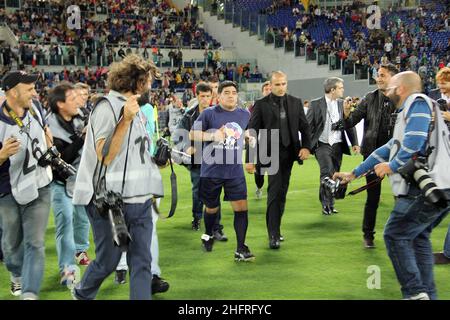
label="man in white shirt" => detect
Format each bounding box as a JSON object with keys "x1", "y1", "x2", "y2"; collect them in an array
[{"x1": 306, "y1": 77, "x2": 359, "y2": 215}]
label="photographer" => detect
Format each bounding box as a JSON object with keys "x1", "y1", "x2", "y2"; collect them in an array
[
  {"x1": 0, "y1": 71, "x2": 54, "y2": 300},
  {"x1": 428, "y1": 67, "x2": 450, "y2": 127},
  {"x1": 46, "y1": 82, "x2": 89, "y2": 284},
  {"x1": 72, "y1": 54, "x2": 164, "y2": 300},
  {"x1": 114, "y1": 91, "x2": 170, "y2": 294},
  {"x1": 343, "y1": 63, "x2": 398, "y2": 248},
  {"x1": 429, "y1": 67, "x2": 450, "y2": 263},
  {"x1": 167, "y1": 94, "x2": 185, "y2": 137},
  {"x1": 74, "y1": 82, "x2": 93, "y2": 113},
  {"x1": 306, "y1": 77, "x2": 358, "y2": 215},
  {"x1": 334, "y1": 71, "x2": 450, "y2": 300},
  {"x1": 72, "y1": 82, "x2": 93, "y2": 266}
]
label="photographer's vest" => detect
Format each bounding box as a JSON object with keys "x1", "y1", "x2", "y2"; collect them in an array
[
  {"x1": 389, "y1": 94, "x2": 450, "y2": 196},
  {"x1": 73, "y1": 92, "x2": 164, "y2": 205},
  {"x1": 46, "y1": 113, "x2": 84, "y2": 197},
  {"x1": 0, "y1": 102, "x2": 52, "y2": 205}
]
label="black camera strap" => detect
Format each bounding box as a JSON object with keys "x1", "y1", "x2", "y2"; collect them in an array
[
  {"x1": 139, "y1": 114, "x2": 177, "y2": 219},
  {"x1": 152, "y1": 150, "x2": 177, "y2": 219},
  {"x1": 347, "y1": 170, "x2": 384, "y2": 196},
  {"x1": 95, "y1": 113, "x2": 133, "y2": 200}
]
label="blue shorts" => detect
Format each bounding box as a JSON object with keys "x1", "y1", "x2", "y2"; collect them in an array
[{"x1": 199, "y1": 177, "x2": 247, "y2": 208}]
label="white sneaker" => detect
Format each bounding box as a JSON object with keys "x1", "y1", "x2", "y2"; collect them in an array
[
  {"x1": 404, "y1": 292, "x2": 430, "y2": 300},
  {"x1": 255, "y1": 188, "x2": 263, "y2": 200}
]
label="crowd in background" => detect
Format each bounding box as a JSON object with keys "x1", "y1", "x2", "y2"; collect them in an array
[{"x1": 265, "y1": 1, "x2": 450, "y2": 92}]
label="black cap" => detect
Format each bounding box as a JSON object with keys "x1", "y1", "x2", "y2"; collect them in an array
[{"x1": 2, "y1": 71, "x2": 39, "y2": 92}]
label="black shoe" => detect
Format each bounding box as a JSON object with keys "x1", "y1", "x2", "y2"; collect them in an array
[
  {"x1": 213, "y1": 229, "x2": 228, "y2": 242},
  {"x1": 10, "y1": 281, "x2": 22, "y2": 297},
  {"x1": 269, "y1": 236, "x2": 280, "y2": 249},
  {"x1": 201, "y1": 234, "x2": 214, "y2": 252},
  {"x1": 152, "y1": 275, "x2": 170, "y2": 294},
  {"x1": 235, "y1": 244, "x2": 255, "y2": 262},
  {"x1": 191, "y1": 218, "x2": 200, "y2": 231},
  {"x1": 115, "y1": 270, "x2": 127, "y2": 284},
  {"x1": 330, "y1": 207, "x2": 338, "y2": 214},
  {"x1": 322, "y1": 206, "x2": 331, "y2": 215},
  {"x1": 364, "y1": 238, "x2": 376, "y2": 249},
  {"x1": 434, "y1": 252, "x2": 450, "y2": 264}
]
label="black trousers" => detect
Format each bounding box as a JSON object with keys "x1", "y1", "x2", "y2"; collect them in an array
[
  {"x1": 362, "y1": 156, "x2": 382, "y2": 240},
  {"x1": 254, "y1": 163, "x2": 265, "y2": 189},
  {"x1": 266, "y1": 145, "x2": 294, "y2": 239},
  {"x1": 315, "y1": 142, "x2": 343, "y2": 208}
]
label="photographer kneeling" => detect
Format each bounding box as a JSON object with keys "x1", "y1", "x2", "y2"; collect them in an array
[
  {"x1": 334, "y1": 71, "x2": 450, "y2": 300},
  {"x1": 72, "y1": 54, "x2": 164, "y2": 300},
  {"x1": 46, "y1": 82, "x2": 88, "y2": 285}
]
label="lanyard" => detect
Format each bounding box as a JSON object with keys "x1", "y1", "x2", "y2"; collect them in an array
[
  {"x1": 3, "y1": 101, "x2": 52, "y2": 146},
  {"x1": 4, "y1": 102, "x2": 36, "y2": 129}
]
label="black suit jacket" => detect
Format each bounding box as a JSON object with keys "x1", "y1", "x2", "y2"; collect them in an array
[
  {"x1": 248, "y1": 94, "x2": 312, "y2": 164},
  {"x1": 306, "y1": 96, "x2": 358, "y2": 155}
]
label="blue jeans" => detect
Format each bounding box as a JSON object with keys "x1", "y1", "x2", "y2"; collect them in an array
[
  {"x1": 0, "y1": 185, "x2": 51, "y2": 299},
  {"x1": 190, "y1": 167, "x2": 222, "y2": 231},
  {"x1": 383, "y1": 187, "x2": 450, "y2": 300},
  {"x1": 73, "y1": 205, "x2": 90, "y2": 253},
  {"x1": 50, "y1": 182, "x2": 76, "y2": 272},
  {"x1": 116, "y1": 200, "x2": 161, "y2": 276},
  {"x1": 0, "y1": 216, "x2": 3, "y2": 259},
  {"x1": 443, "y1": 224, "x2": 450, "y2": 258},
  {"x1": 74, "y1": 199, "x2": 153, "y2": 300}
]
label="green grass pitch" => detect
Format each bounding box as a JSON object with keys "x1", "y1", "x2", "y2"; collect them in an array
[{"x1": 1, "y1": 155, "x2": 449, "y2": 300}]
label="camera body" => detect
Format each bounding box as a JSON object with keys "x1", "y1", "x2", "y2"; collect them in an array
[
  {"x1": 436, "y1": 98, "x2": 448, "y2": 112},
  {"x1": 321, "y1": 177, "x2": 347, "y2": 199},
  {"x1": 37, "y1": 146, "x2": 77, "y2": 179},
  {"x1": 331, "y1": 119, "x2": 345, "y2": 131},
  {"x1": 153, "y1": 138, "x2": 191, "y2": 166},
  {"x1": 153, "y1": 138, "x2": 172, "y2": 166},
  {"x1": 93, "y1": 190, "x2": 131, "y2": 251},
  {"x1": 398, "y1": 154, "x2": 448, "y2": 208}
]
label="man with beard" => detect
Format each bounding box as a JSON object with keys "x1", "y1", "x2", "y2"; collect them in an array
[
  {"x1": 334, "y1": 71, "x2": 450, "y2": 300},
  {"x1": 343, "y1": 63, "x2": 398, "y2": 248}
]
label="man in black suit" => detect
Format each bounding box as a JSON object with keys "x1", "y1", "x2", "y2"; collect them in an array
[
  {"x1": 307, "y1": 77, "x2": 359, "y2": 215},
  {"x1": 247, "y1": 71, "x2": 311, "y2": 250}
]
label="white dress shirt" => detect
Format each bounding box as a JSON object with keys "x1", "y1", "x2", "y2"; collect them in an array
[{"x1": 319, "y1": 96, "x2": 342, "y2": 146}]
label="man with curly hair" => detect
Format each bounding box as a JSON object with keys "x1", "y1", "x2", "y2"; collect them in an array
[{"x1": 72, "y1": 54, "x2": 164, "y2": 300}]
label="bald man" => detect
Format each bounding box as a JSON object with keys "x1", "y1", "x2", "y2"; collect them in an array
[
  {"x1": 247, "y1": 71, "x2": 311, "y2": 249},
  {"x1": 334, "y1": 71, "x2": 450, "y2": 300}
]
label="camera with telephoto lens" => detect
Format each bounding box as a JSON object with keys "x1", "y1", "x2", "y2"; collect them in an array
[
  {"x1": 321, "y1": 177, "x2": 347, "y2": 199},
  {"x1": 331, "y1": 119, "x2": 345, "y2": 131},
  {"x1": 93, "y1": 190, "x2": 131, "y2": 251},
  {"x1": 37, "y1": 146, "x2": 77, "y2": 179},
  {"x1": 153, "y1": 138, "x2": 191, "y2": 166},
  {"x1": 397, "y1": 154, "x2": 449, "y2": 208}
]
